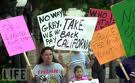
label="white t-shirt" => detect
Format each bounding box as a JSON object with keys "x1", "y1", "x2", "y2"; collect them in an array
[
  {"x1": 33, "y1": 62, "x2": 64, "y2": 83},
  {"x1": 69, "y1": 52, "x2": 90, "y2": 79}
]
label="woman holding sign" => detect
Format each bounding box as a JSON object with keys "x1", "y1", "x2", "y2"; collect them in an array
[{"x1": 33, "y1": 47, "x2": 69, "y2": 83}]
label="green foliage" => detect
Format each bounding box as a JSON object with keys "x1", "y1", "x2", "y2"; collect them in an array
[
  {"x1": 33, "y1": 0, "x2": 114, "y2": 13},
  {"x1": 41, "y1": 0, "x2": 67, "y2": 12}
]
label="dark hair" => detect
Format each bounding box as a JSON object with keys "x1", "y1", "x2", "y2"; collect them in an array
[
  {"x1": 40, "y1": 47, "x2": 53, "y2": 55},
  {"x1": 37, "y1": 47, "x2": 58, "y2": 64},
  {"x1": 74, "y1": 65, "x2": 83, "y2": 73}
]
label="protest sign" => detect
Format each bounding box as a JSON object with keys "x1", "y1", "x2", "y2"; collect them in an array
[
  {"x1": 69, "y1": 79, "x2": 99, "y2": 83},
  {"x1": 112, "y1": 1, "x2": 135, "y2": 56},
  {"x1": 37, "y1": 8, "x2": 64, "y2": 47},
  {"x1": 0, "y1": 15, "x2": 35, "y2": 56},
  {"x1": 91, "y1": 24, "x2": 125, "y2": 64},
  {"x1": 55, "y1": 16, "x2": 98, "y2": 52},
  {"x1": 88, "y1": 8, "x2": 115, "y2": 31},
  {"x1": 125, "y1": 0, "x2": 134, "y2": 3}
]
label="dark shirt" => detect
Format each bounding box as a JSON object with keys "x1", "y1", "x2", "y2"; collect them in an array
[
  {"x1": 92, "y1": 58, "x2": 105, "y2": 72},
  {"x1": 116, "y1": 56, "x2": 135, "y2": 83}
]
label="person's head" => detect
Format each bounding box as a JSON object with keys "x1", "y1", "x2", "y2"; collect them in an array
[
  {"x1": 74, "y1": 65, "x2": 83, "y2": 78},
  {"x1": 38, "y1": 47, "x2": 54, "y2": 65}
]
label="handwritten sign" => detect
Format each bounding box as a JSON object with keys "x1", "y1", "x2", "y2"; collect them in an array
[
  {"x1": 91, "y1": 24, "x2": 125, "y2": 64},
  {"x1": 112, "y1": 1, "x2": 135, "y2": 57},
  {"x1": 88, "y1": 8, "x2": 115, "y2": 31},
  {"x1": 0, "y1": 15, "x2": 36, "y2": 56},
  {"x1": 37, "y1": 8, "x2": 64, "y2": 47},
  {"x1": 55, "y1": 16, "x2": 98, "y2": 52},
  {"x1": 69, "y1": 79, "x2": 99, "y2": 83}
]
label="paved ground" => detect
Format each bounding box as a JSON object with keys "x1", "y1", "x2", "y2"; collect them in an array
[
  {"x1": 86, "y1": 67, "x2": 120, "y2": 83},
  {"x1": 105, "y1": 79, "x2": 119, "y2": 83}
]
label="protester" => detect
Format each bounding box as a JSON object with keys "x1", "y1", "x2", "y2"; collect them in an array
[
  {"x1": 69, "y1": 51, "x2": 91, "y2": 77},
  {"x1": 33, "y1": 47, "x2": 69, "y2": 83},
  {"x1": 116, "y1": 56, "x2": 135, "y2": 83},
  {"x1": 59, "y1": 51, "x2": 91, "y2": 80},
  {"x1": 89, "y1": 50, "x2": 106, "y2": 83},
  {"x1": 70, "y1": 65, "x2": 91, "y2": 81}
]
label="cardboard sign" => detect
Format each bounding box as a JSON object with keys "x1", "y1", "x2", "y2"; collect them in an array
[
  {"x1": 91, "y1": 24, "x2": 125, "y2": 64},
  {"x1": 69, "y1": 79, "x2": 99, "y2": 83},
  {"x1": 37, "y1": 8, "x2": 64, "y2": 47},
  {"x1": 112, "y1": 1, "x2": 135, "y2": 57},
  {"x1": 88, "y1": 8, "x2": 115, "y2": 31},
  {"x1": 0, "y1": 15, "x2": 36, "y2": 56},
  {"x1": 55, "y1": 16, "x2": 98, "y2": 52}
]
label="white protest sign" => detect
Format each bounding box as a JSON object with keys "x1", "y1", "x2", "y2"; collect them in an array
[
  {"x1": 69, "y1": 79, "x2": 99, "y2": 83},
  {"x1": 55, "y1": 16, "x2": 98, "y2": 51},
  {"x1": 37, "y1": 8, "x2": 64, "y2": 47},
  {"x1": 80, "y1": 17, "x2": 98, "y2": 42}
]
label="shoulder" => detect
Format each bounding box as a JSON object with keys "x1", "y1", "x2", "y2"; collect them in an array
[
  {"x1": 123, "y1": 57, "x2": 135, "y2": 63},
  {"x1": 53, "y1": 62, "x2": 62, "y2": 65},
  {"x1": 53, "y1": 63, "x2": 63, "y2": 68},
  {"x1": 80, "y1": 52, "x2": 88, "y2": 57},
  {"x1": 33, "y1": 64, "x2": 41, "y2": 69},
  {"x1": 33, "y1": 64, "x2": 42, "y2": 75},
  {"x1": 53, "y1": 63, "x2": 64, "y2": 74},
  {"x1": 33, "y1": 64, "x2": 43, "y2": 71}
]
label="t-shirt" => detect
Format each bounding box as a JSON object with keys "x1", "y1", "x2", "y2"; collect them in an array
[
  {"x1": 33, "y1": 62, "x2": 64, "y2": 83},
  {"x1": 69, "y1": 52, "x2": 90, "y2": 78}
]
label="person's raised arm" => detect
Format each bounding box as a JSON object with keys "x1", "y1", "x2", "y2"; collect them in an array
[{"x1": 58, "y1": 50, "x2": 66, "y2": 67}]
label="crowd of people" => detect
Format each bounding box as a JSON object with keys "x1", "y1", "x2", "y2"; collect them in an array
[
  {"x1": 32, "y1": 46, "x2": 105, "y2": 83},
  {"x1": 32, "y1": 46, "x2": 135, "y2": 83}
]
